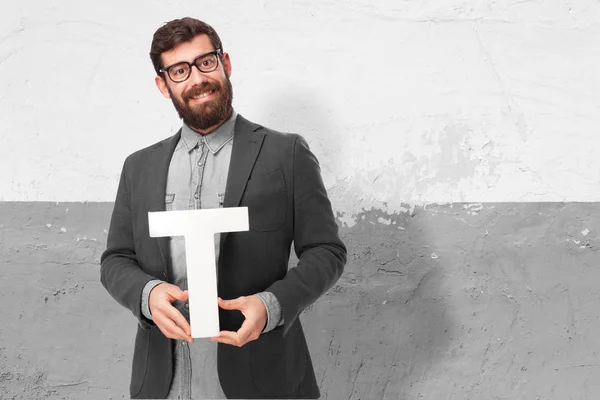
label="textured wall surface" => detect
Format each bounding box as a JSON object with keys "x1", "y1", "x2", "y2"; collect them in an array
[
  {"x1": 1, "y1": 202, "x2": 599, "y2": 399},
  {"x1": 2, "y1": 1, "x2": 600, "y2": 399}
]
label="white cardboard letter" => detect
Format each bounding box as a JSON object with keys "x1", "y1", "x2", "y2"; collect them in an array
[{"x1": 148, "y1": 207, "x2": 249, "y2": 338}]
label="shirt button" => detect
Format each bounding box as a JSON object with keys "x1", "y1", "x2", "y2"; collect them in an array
[
  {"x1": 181, "y1": 341, "x2": 186, "y2": 346},
  {"x1": 194, "y1": 193, "x2": 199, "y2": 199}
]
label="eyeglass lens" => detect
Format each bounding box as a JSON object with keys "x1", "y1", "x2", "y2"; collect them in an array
[{"x1": 168, "y1": 53, "x2": 219, "y2": 82}]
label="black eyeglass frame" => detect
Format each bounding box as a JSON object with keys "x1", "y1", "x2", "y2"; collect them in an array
[{"x1": 159, "y1": 48, "x2": 223, "y2": 82}]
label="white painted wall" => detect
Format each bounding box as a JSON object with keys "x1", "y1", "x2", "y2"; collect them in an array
[{"x1": 1, "y1": 0, "x2": 599, "y2": 213}]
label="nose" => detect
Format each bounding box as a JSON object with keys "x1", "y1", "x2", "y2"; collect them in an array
[{"x1": 187, "y1": 64, "x2": 208, "y2": 85}]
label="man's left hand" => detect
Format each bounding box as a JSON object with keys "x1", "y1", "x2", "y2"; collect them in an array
[{"x1": 210, "y1": 295, "x2": 268, "y2": 347}]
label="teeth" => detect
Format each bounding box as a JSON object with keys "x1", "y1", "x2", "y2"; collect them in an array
[{"x1": 192, "y1": 89, "x2": 215, "y2": 100}]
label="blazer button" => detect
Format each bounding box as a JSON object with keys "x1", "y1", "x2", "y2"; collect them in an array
[{"x1": 184, "y1": 302, "x2": 189, "y2": 309}]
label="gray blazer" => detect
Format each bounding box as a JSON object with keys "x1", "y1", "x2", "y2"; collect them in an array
[{"x1": 100, "y1": 115, "x2": 347, "y2": 399}]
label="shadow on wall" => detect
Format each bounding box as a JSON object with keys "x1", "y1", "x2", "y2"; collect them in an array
[
  {"x1": 252, "y1": 89, "x2": 343, "y2": 184},
  {"x1": 298, "y1": 208, "x2": 452, "y2": 399},
  {"x1": 269, "y1": 90, "x2": 452, "y2": 400}
]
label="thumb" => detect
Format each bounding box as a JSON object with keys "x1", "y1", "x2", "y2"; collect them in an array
[
  {"x1": 218, "y1": 296, "x2": 245, "y2": 310},
  {"x1": 171, "y1": 289, "x2": 189, "y2": 301}
]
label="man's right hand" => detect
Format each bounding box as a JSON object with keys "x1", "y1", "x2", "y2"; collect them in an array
[{"x1": 149, "y1": 283, "x2": 194, "y2": 343}]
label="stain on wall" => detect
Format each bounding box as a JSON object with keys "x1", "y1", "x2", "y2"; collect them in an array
[{"x1": 2, "y1": 202, "x2": 599, "y2": 399}]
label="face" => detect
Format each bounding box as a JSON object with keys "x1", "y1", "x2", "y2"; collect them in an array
[{"x1": 155, "y1": 35, "x2": 233, "y2": 133}]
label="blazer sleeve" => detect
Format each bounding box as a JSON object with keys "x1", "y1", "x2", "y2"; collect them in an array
[
  {"x1": 100, "y1": 157, "x2": 156, "y2": 330},
  {"x1": 266, "y1": 134, "x2": 347, "y2": 336}
]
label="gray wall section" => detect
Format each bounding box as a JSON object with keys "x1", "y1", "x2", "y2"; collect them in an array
[{"x1": 1, "y1": 202, "x2": 599, "y2": 399}]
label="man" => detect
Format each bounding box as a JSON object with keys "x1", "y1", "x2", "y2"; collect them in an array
[{"x1": 100, "y1": 17, "x2": 346, "y2": 399}]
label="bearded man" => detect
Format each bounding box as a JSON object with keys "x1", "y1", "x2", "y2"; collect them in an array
[{"x1": 100, "y1": 17, "x2": 346, "y2": 399}]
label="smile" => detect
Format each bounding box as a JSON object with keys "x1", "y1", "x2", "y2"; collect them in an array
[{"x1": 190, "y1": 89, "x2": 216, "y2": 101}]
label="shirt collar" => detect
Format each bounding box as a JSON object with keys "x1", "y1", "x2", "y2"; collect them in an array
[{"x1": 180, "y1": 109, "x2": 238, "y2": 155}]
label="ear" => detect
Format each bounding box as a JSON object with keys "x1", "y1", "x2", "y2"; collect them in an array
[
  {"x1": 155, "y1": 74, "x2": 171, "y2": 99},
  {"x1": 221, "y1": 52, "x2": 232, "y2": 78}
]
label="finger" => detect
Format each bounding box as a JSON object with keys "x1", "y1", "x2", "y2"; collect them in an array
[
  {"x1": 216, "y1": 330, "x2": 238, "y2": 341},
  {"x1": 210, "y1": 336, "x2": 237, "y2": 346},
  {"x1": 210, "y1": 331, "x2": 240, "y2": 346},
  {"x1": 235, "y1": 319, "x2": 255, "y2": 345},
  {"x1": 154, "y1": 305, "x2": 192, "y2": 340},
  {"x1": 218, "y1": 296, "x2": 245, "y2": 311},
  {"x1": 169, "y1": 288, "x2": 189, "y2": 302},
  {"x1": 215, "y1": 324, "x2": 257, "y2": 347},
  {"x1": 165, "y1": 307, "x2": 192, "y2": 337},
  {"x1": 165, "y1": 320, "x2": 193, "y2": 342},
  {"x1": 155, "y1": 313, "x2": 191, "y2": 341},
  {"x1": 210, "y1": 336, "x2": 238, "y2": 346}
]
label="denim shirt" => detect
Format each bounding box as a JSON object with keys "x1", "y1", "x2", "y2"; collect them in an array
[{"x1": 140, "y1": 110, "x2": 283, "y2": 397}]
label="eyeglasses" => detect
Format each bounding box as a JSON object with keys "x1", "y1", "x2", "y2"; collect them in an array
[{"x1": 159, "y1": 49, "x2": 222, "y2": 83}]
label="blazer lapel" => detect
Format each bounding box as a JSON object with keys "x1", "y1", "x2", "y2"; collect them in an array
[
  {"x1": 148, "y1": 130, "x2": 181, "y2": 274},
  {"x1": 220, "y1": 114, "x2": 265, "y2": 248}
]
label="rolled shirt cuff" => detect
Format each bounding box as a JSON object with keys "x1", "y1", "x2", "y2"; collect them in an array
[
  {"x1": 141, "y1": 279, "x2": 165, "y2": 320},
  {"x1": 255, "y1": 291, "x2": 284, "y2": 333}
]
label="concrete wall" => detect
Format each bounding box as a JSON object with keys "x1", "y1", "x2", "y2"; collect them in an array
[{"x1": 1, "y1": 1, "x2": 600, "y2": 399}]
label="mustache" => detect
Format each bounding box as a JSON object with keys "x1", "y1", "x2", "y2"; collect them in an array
[{"x1": 183, "y1": 82, "x2": 221, "y2": 102}]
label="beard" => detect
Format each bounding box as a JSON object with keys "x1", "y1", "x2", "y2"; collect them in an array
[{"x1": 168, "y1": 75, "x2": 233, "y2": 132}]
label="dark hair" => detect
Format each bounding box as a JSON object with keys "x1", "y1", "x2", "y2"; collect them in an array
[{"x1": 149, "y1": 17, "x2": 223, "y2": 75}]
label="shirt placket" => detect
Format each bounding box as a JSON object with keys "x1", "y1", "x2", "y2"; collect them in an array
[
  {"x1": 191, "y1": 138, "x2": 209, "y2": 210},
  {"x1": 171, "y1": 296, "x2": 192, "y2": 399},
  {"x1": 188, "y1": 142, "x2": 200, "y2": 210}
]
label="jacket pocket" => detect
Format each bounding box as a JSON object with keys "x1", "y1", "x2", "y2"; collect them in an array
[
  {"x1": 242, "y1": 169, "x2": 287, "y2": 232},
  {"x1": 129, "y1": 326, "x2": 150, "y2": 397},
  {"x1": 248, "y1": 323, "x2": 307, "y2": 397}
]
